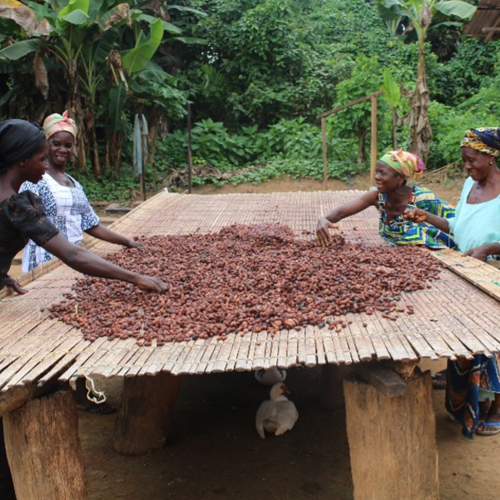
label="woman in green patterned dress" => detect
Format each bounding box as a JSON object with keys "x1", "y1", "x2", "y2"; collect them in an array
[{"x1": 316, "y1": 150, "x2": 456, "y2": 249}]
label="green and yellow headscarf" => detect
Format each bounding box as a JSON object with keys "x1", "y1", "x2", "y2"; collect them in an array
[{"x1": 379, "y1": 150, "x2": 425, "y2": 181}]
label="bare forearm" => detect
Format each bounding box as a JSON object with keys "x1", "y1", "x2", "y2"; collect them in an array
[
  {"x1": 86, "y1": 224, "x2": 131, "y2": 246},
  {"x1": 59, "y1": 246, "x2": 139, "y2": 284},
  {"x1": 422, "y1": 213, "x2": 450, "y2": 233},
  {"x1": 42, "y1": 234, "x2": 167, "y2": 292},
  {"x1": 324, "y1": 208, "x2": 344, "y2": 224}
]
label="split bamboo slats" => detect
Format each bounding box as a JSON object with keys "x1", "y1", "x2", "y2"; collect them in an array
[{"x1": 0, "y1": 190, "x2": 500, "y2": 393}]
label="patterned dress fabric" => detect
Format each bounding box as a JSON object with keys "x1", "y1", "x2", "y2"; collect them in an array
[
  {"x1": 0, "y1": 191, "x2": 59, "y2": 287},
  {"x1": 20, "y1": 173, "x2": 99, "y2": 272},
  {"x1": 446, "y1": 355, "x2": 500, "y2": 438},
  {"x1": 377, "y1": 186, "x2": 457, "y2": 249}
]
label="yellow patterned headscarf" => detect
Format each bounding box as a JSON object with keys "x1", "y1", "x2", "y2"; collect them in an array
[
  {"x1": 461, "y1": 128, "x2": 500, "y2": 158},
  {"x1": 379, "y1": 150, "x2": 425, "y2": 180},
  {"x1": 43, "y1": 110, "x2": 78, "y2": 140}
]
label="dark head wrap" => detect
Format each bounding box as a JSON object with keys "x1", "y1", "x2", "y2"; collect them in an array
[
  {"x1": 0, "y1": 119, "x2": 46, "y2": 174},
  {"x1": 460, "y1": 127, "x2": 500, "y2": 158}
]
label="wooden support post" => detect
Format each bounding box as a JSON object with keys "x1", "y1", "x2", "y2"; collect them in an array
[
  {"x1": 320, "y1": 363, "x2": 352, "y2": 408},
  {"x1": 344, "y1": 370, "x2": 438, "y2": 500},
  {"x1": 321, "y1": 117, "x2": 328, "y2": 184},
  {"x1": 370, "y1": 95, "x2": 378, "y2": 187},
  {"x1": 3, "y1": 390, "x2": 88, "y2": 500},
  {"x1": 187, "y1": 102, "x2": 193, "y2": 194},
  {"x1": 113, "y1": 372, "x2": 182, "y2": 455},
  {"x1": 0, "y1": 420, "x2": 15, "y2": 500}
]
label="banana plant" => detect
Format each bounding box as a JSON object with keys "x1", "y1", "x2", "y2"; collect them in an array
[
  {"x1": 0, "y1": 0, "x2": 200, "y2": 174},
  {"x1": 376, "y1": 0, "x2": 476, "y2": 162},
  {"x1": 382, "y1": 68, "x2": 401, "y2": 148}
]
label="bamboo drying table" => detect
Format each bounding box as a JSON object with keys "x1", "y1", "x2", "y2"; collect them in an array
[{"x1": 2, "y1": 190, "x2": 500, "y2": 500}]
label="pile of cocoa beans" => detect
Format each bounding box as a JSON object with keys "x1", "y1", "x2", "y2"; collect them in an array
[{"x1": 49, "y1": 224, "x2": 443, "y2": 345}]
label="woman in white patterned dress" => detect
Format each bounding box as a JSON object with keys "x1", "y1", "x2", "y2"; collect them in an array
[{"x1": 21, "y1": 111, "x2": 140, "y2": 273}]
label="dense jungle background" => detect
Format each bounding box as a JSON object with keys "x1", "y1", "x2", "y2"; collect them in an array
[{"x1": 0, "y1": 0, "x2": 497, "y2": 200}]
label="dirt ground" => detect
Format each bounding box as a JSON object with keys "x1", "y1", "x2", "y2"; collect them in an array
[
  {"x1": 73, "y1": 174, "x2": 499, "y2": 500},
  {"x1": 82, "y1": 359, "x2": 500, "y2": 500}
]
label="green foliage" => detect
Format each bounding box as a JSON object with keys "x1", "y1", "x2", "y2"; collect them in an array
[
  {"x1": 428, "y1": 38, "x2": 500, "y2": 105},
  {"x1": 382, "y1": 68, "x2": 401, "y2": 108},
  {"x1": 429, "y1": 75, "x2": 500, "y2": 168},
  {"x1": 1, "y1": 0, "x2": 497, "y2": 197},
  {"x1": 70, "y1": 167, "x2": 165, "y2": 201}
]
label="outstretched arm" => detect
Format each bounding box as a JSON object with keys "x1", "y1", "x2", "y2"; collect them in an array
[
  {"x1": 86, "y1": 224, "x2": 142, "y2": 248},
  {"x1": 316, "y1": 190, "x2": 377, "y2": 246},
  {"x1": 43, "y1": 234, "x2": 167, "y2": 292},
  {"x1": 403, "y1": 209, "x2": 450, "y2": 233}
]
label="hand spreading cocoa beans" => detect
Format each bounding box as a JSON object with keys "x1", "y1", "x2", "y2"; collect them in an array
[{"x1": 49, "y1": 224, "x2": 443, "y2": 345}]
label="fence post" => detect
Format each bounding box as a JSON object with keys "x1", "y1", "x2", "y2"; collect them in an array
[
  {"x1": 321, "y1": 117, "x2": 327, "y2": 183},
  {"x1": 370, "y1": 95, "x2": 378, "y2": 187}
]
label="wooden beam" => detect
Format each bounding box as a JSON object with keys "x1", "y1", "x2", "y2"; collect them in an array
[
  {"x1": 486, "y1": 11, "x2": 500, "y2": 42},
  {"x1": 355, "y1": 362, "x2": 408, "y2": 398},
  {"x1": 0, "y1": 379, "x2": 61, "y2": 418},
  {"x1": 370, "y1": 94, "x2": 378, "y2": 187},
  {"x1": 321, "y1": 117, "x2": 328, "y2": 183},
  {"x1": 316, "y1": 90, "x2": 383, "y2": 119}
]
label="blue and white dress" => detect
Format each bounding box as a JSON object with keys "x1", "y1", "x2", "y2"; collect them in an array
[{"x1": 20, "y1": 173, "x2": 99, "y2": 272}]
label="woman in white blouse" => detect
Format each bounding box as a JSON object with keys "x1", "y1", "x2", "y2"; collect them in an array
[{"x1": 21, "y1": 111, "x2": 140, "y2": 273}]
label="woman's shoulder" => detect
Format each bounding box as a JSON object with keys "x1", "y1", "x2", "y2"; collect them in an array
[
  {"x1": 66, "y1": 173, "x2": 84, "y2": 190},
  {"x1": 412, "y1": 185, "x2": 447, "y2": 203},
  {"x1": 1, "y1": 190, "x2": 43, "y2": 214}
]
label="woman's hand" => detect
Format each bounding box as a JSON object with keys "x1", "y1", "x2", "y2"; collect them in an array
[
  {"x1": 1, "y1": 275, "x2": 28, "y2": 295},
  {"x1": 125, "y1": 239, "x2": 143, "y2": 249},
  {"x1": 133, "y1": 275, "x2": 169, "y2": 293},
  {"x1": 403, "y1": 208, "x2": 427, "y2": 223},
  {"x1": 464, "y1": 244, "x2": 500, "y2": 262},
  {"x1": 316, "y1": 217, "x2": 337, "y2": 246}
]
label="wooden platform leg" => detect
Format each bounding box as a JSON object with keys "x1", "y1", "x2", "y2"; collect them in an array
[
  {"x1": 0, "y1": 419, "x2": 15, "y2": 500},
  {"x1": 3, "y1": 390, "x2": 88, "y2": 500},
  {"x1": 344, "y1": 370, "x2": 439, "y2": 500},
  {"x1": 113, "y1": 372, "x2": 182, "y2": 455},
  {"x1": 320, "y1": 363, "x2": 352, "y2": 408}
]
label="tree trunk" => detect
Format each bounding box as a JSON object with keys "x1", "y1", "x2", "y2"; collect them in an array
[
  {"x1": 91, "y1": 125, "x2": 102, "y2": 177},
  {"x1": 408, "y1": 31, "x2": 432, "y2": 162},
  {"x1": 357, "y1": 127, "x2": 367, "y2": 163},
  {"x1": 105, "y1": 135, "x2": 111, "y2": 171},
  {"x1": 392, "y1": 107, "x2": 398, "y2": 149},
  {"x1": 147, "y1": 105, "x2": 160, "y2": 169},
  {"x1": 113, "y1": 133, "x2": 123, "y2": 177}
]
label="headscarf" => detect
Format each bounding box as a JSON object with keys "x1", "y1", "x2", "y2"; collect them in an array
[
  {"x1": 43, "y1": 110, "x2": 78, "y2": 140},
  {"x1": 0, "y1": 119, "x2": 45, "y2": 174},
  {"x1": 379, "y1": 149, "x2": 425, "y2": 180},
  {"x1": 460, "y1": 127, "x2": 500, "y2": 158}
]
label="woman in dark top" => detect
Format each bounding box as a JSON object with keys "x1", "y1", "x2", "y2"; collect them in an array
[{"x1": 0, "y1": 118, "x2": 167, "y2": 295}]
